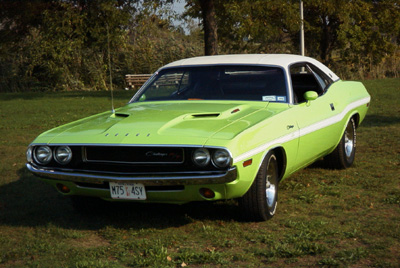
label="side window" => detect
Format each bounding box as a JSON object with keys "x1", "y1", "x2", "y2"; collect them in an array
[
  {"x1": 310, "y1": 69, "x2": 327, "y2": 89},
  {"x1": 290, "y1": 63, "x2": 323, "y2": 104},
  {"x1": 307, "y1": 64, "x2": 333, "y2": 92}
]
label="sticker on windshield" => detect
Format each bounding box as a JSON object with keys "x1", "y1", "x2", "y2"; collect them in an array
[
  {"x1": 263, "y1": 96, "x2": 276, "y2": 101},
  {"x1": 262, "y1": 96, "x2": 287, "y2": 102},
  {"x1": 277, "y1": 96, "x2": 286, "y2": 102}
]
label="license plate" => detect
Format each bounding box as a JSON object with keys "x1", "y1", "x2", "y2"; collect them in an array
[{"x1": 109, "y1": 182, "x2": 147, "y2": 200}]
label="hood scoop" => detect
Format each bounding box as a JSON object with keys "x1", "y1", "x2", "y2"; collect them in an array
[
  {"x1": 190, "y1": 113, "x2": 220, "y2": 119},
  {"x1": 113, "y1": 112, "x2": 130, "y2": 118}
]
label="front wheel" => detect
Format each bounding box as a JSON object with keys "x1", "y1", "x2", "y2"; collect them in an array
[
  {"x1": 324, "y1": 117, "x2": 357, "y2": 169},
  {"x1": 239, "y1": 152, "x2": 279, "y2": 221}
]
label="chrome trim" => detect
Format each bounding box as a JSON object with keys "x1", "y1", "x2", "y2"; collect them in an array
[
  {"x1": 26, "y1": 146, "x2": 33, "y2": 163},
  {"x1": 26, "y1": 163, "x2": 237, "y2": 186}
]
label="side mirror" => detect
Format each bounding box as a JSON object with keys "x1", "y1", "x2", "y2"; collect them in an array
[
  {"x1": 139, "y1": 94, "x2": 147, "y2": 102},
  {"x1": 304, "y1": 91, "x2": 318, "y2": 102}
]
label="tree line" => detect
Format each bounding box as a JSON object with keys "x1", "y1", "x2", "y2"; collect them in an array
[{"x1": 0, "y1": 0, "x2": 399, "y2": 92}]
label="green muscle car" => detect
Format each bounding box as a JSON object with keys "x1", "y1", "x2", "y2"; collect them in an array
[{"x1": 26, "y1": 54, "x2": 370, "y2": 221}]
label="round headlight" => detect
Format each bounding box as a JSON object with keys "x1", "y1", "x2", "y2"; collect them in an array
[
  {"x1": 55, "y1": 146, "x2": 72, "y2": 165},
  {"x1": 212, "y1": 149, "x2": 231, "y2": 168},
  {"x1": 192, "y1": 148, "x2": 211, "y2": 167},
  {"x1": 34, "y1": 146, "x2": 52, "y2": 165}
]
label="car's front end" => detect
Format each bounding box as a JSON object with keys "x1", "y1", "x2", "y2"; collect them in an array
[{"x1": 26, "y1": 141, "x2": 239, "y2": 203}]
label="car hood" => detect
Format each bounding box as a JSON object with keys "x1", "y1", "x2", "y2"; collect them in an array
[{"x1": 33, "y1": 101, "x2": 278, "y2": 145}]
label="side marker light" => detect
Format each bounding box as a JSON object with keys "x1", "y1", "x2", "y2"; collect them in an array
[{"x1": 243, "y1": 159, "x2": 253, "y2": 167}]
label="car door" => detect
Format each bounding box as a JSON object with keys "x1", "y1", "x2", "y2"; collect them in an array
[{"x1": 290, "y1": 63, "x2": 342, "y2": 168}]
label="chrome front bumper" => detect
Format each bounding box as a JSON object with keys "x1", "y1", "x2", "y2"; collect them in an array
[{"x1": 26, "y1": 163, "x2": 237, "y2": 186}]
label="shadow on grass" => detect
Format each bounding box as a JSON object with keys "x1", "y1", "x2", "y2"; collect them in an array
[
  {"x1": 362, "y1": 114, "x2": 400, "y2": 127},
  {"x1": 0, "y1": 168, "x2": 240, "y2": 230}
]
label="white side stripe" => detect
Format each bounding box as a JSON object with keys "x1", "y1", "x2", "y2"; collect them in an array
[
  {"x1": 234, "y1": 131, "x2": 300, "y2": 163},
  {"x1": 233, "y1": 96, "x2": 370, "y2": 163},
  {"x1": 300, "y1": 97, "x2": 370, "y2": 137}
]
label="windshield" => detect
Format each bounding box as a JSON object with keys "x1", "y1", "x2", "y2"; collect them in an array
[{"x1": 132, "y1": 65, "x2": 287, "y2": 102}]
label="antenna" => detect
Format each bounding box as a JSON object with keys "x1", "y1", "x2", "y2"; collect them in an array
[
  {"x1": 106, "y1": 23, "x2": 115, "y2": 115},
  {"x1": 300, "y1": 0, "x2": 305, "y2": 56}
]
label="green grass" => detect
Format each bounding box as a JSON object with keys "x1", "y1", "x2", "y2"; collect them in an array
[{"x1": 1, "y1": 79, "x2": 399, "y2": 267}]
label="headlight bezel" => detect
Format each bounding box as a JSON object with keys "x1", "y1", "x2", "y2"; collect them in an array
[
  {"x1": 54, "y1": 146, "x2": 73, "y2": 165},
  {"x1": 26, "y1": 146, "x2": 33, "y2": 163},
  {"x1": 211, "y1": 149, "x2": 232, "y2": 168},
  {"x1": 192, "y1": 148, "x2": 211, "y2": 167},
  {"x1": 33, "y1": 145, "x2": 53, "y2": 165},
  {"x1": 192, "y1": 147, "x2": 232, "y2": 169}
]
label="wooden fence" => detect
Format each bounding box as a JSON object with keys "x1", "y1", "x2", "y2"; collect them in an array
[{"x1": 125, "y1": 74, "x2": 152, "y2": 89}]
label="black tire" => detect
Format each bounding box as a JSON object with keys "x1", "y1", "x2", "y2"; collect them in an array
[
  {"x1": 324, "y1": 117, "x2": 357, "y2": 169},
  {"x1": 239, "y1": 152, "x2": 279, "y2": 221}
]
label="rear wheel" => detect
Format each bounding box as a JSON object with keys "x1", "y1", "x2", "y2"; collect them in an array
[
  {"x1": 324, "y1": 117, "x2": 357, "y2": 169},
  {"x1": 239, "y1": 152, "x2": 279, "y2": 221}
]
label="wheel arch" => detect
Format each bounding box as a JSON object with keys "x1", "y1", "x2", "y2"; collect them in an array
[
  {"x1": 338, "y1": 112, "x2": 360, "y2": 141},
  {"x1": 352, "y1": 113, "x2": 360, "y2": 128},
  {"x1": 260, "y1": 146, "x2": 287, "y2": 182}
]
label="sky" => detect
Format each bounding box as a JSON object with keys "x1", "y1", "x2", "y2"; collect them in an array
[
  {"x1": 172, "y1": 0, "x2": 186, "y2": 14},
  {"x1": 170, "y1": 0, "x2": 200, "y2": 34}
]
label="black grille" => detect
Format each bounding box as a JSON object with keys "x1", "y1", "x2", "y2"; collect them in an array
[{"x1": 85, "y1": 146, "x2": 184, "y2": 164}]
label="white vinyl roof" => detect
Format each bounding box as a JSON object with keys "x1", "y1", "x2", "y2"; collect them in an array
[{"x1": 163, "y1": 54, "x2": 340, "y2": 81}]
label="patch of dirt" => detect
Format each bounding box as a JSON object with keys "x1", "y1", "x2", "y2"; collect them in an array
[{"x1": 68, "y1": 234, "x2": 110, "y2": 249}]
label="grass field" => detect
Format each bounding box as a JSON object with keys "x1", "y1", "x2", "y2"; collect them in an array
[{"x1": 0, "y1": 78, "x2": 399, "y2": 268}]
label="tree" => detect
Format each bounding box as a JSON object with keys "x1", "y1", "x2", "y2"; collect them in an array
[
  {"x1": 199, "y1": 0, "x2": 218, "y2": 55},
  {"x1": 185, "y1": 0, "x2": 300, "y2": 54},
  {"x1": 216, "y1": 0, "x2": 299, "y2": 54},
  {"x1": 1, "y1": 0, "x2": 398, "y2": 92},
  {"x1": 0, "y1": 0, "x2": 137, "y2": 91},
  {"x1": 185, "y1": 0, "x2": 219, "y2": 55},
  {"x1": 0, "y1": 0, "x2": 204, "y2": 92},
  {"x1": 127, "y1": 12, "x2": 203, "y2": 74},
  {"x1": 301, "y1": 0, "x2": 348, "y2": 63}
]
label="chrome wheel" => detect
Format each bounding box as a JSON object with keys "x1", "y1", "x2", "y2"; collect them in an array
[
  {"x1": 265, "y1": 162, "x2": 278, "y2": 212},
  {"x1": 324, "y1": 117, "x2": 357, "y2": 169},
  {"x1": 344, "y1": 122, "x2": 355, "y2": 158},
  {"x1": 239, "y1": 152, "x2": 279, "y2": 221}
]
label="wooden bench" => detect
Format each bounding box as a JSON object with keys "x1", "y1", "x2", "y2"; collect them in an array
[{"x1": 125, "y1": 74, "x2": 152, "y2": 89}]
